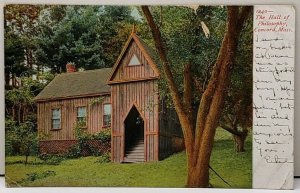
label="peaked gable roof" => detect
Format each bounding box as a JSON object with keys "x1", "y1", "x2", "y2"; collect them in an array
[
  {"x1": 107, "y1": 32, "x2": 160, "y2": 84},
  {"x1": 35, "y1": 68, "x2": 112, "y2": 101}
]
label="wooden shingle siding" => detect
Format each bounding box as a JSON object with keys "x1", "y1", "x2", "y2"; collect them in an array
[{"x1": 37, "y1": 95, "x2": 111, "y2": 141}]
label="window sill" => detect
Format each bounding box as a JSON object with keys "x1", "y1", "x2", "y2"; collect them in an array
[{"x1": 50, "y1": 128, "x2": 62, "y2": 131}]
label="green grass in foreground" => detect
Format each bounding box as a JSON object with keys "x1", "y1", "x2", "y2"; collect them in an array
[{"x1": 5, "y1": 128, "x2": 252, "y2": 188}]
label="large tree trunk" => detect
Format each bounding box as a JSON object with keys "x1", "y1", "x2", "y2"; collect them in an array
[{"x1": 142, "y1": 6, "x2": 252, "y2": 187}]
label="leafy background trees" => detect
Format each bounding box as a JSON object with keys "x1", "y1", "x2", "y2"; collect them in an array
[{"x1": 4, "y1": 5, "x2": 138, "y2": 159}]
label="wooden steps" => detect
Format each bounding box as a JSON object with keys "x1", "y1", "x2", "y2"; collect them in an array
[{"x1": 123, "y1": 138, "x2": 144, "y2": 163}]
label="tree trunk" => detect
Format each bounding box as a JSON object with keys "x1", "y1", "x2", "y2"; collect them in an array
[
  {"x1": 187, "y1": 164, "x2": 209, "y2": 187},
  {"x1": 220, "y1": 124, "x2": 248, "y2": 152},
  {"x1": 5, "y1": 72, "x2": 10, "y2": 89},
  {"x1": 233, "y1": 131, "x2": 247, "y2": 152},
  {"x1": 25, "y1": 154, "x2": 29, "y2": 165},
  {"x1": 18, "y1": 104, "x2": 22, "y2": 124}
]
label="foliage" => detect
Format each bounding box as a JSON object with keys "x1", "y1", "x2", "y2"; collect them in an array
[
  {"x1": 89, "y1": 97, "x2": 105, "y2": 106},
  {"x1": 66, "y1": 144, "x2": 82, "y2": 159},
  {"x1": 4, "y1": 5, "x2": 45, "y2": 85},
  {"x1": 5, "y1": 74, "x2": 54, "y2": 128},
  {"x1": 5, "y1": 120, "x2": 38, "y2": 164},
  {"x1": 35, "y1": 5, "x2": 137, "y2": 72},
  {"x1": 5, "y1": 129, "x2": 251, "y2": 187},
  {"x1": 92, "y1": 128, "x2": 111, "y2": 143},
  {"x1": 95, "y1": 153, "x2": 111, "y2": 163},
  {"x1": 66, "y1": 123, "x2": 111, "y2": 158}
]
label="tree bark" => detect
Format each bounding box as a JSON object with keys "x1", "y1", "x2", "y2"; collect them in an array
[
  {"x1": 142, "y1": 6, "x2": 252, "y2": 187},
  {"x1": 220, "y1": 124, "x2": 248, "y2": 152},
  {"x1": 233, "y1": 130, "x2": 248, "y2": 152}
]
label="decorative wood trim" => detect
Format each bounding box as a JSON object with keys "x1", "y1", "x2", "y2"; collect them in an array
[
  {"x1": 145, "y1": 131, "x2": 159, "y2": 135},
  {"x1": 126, "y1": 51, "x2": 143, "y2": 67},
  {"x1": 35, "y1": 92, "x2": 110, "y2": 102},
  {"x1": 107, "y1": 35, "x2": 134, "y2": 82},
  {"x1": 112, "y1": 134, "x2": 122, "y2": 137},
  {"x1": 131, "y1": 34, "x2": 160, "y2": 76},
  {"x1": 122, "y1": 102, "x2": 147, "y2": 123},
  {"x1": 108, "y1": 76, "x2": 158, "y2": 85},
  {"x1": 107, "y1": 32, "x2": 160, "y2": 83},
  {"x1": 50, "y1": 128, "x2": 62, "y2": 131}
]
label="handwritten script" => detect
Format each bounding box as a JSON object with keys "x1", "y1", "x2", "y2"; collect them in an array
[{"x1": 253, "y1": 5, "x2": 294, "y2": 189}]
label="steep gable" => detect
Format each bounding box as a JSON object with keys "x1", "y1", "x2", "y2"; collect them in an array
[{"x1": 107, "y1": 32, "x2": 160, "y2": 84}]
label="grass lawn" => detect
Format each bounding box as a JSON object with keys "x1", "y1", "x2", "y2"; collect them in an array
[{"x1": 5, "y1": 128, "x2": 252, "y2": 188}]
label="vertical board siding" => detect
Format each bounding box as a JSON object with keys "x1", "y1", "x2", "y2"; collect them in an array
[
  {"x1": 158, "y1": 98, "x2": 184, "y2": 160},
  {"x1": 111, "y1": 80, "x2": 159, "y2": 162},
  {"x1": 37, "y1": 95, "x2": 111, "y2": 140},
  {"x1": 111, "y1": 41, "x2": 157, "y2": 82}
]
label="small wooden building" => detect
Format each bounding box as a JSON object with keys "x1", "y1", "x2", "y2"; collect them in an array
[
  {"x1": 35, "y1": 67, "x2": 112, "y2": 154},
  {"x1": 35, "y1": 31, "x2": 183, "y2": 162}
]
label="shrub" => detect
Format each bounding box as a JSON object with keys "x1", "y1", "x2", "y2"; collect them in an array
[
  {"x1": 65, "y1": 144, "x2": 82, "y2": 158},
  {"x1": 95, "y1": 153, "x2": 111, "y2": 163},
  {"x1": 69, "y1": 124, "x2": 111, "y2": 157},
  {"x1": 92, "y1": 128, "x2": 111, "y2": 143}
]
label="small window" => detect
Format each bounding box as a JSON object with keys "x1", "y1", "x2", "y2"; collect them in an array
[
  {"x1": 103, "y1": 104, "x2": 111, "y2": 127},
  {"x1": 128, "y1": 54, "x2": 141, "y2": 66},
  {"x1": 77, "y1": 106, "x2": 87, "y2": 126},
  {"x1": 51, "y1": 108, "x2": 61, "y2": 130}
]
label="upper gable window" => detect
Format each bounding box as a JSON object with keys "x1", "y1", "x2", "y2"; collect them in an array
[{"x1": 128, "y1": 54, "x2": 141, "y2": 66}]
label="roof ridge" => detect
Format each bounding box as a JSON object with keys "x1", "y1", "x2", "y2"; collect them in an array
[{"x1": 60, "y1": 68, "x2": 112, "y2": 75}]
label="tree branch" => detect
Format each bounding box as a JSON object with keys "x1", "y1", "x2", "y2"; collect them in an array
[
  {"x1": 183, "y1": 63, "x2": 193, "y2": 113},
  {"x1": 219, "y1": 124, "x2": 243, "y2": 136},
  {"x1": 141, "y1": 6, "x2": 195, "y2": 154}
]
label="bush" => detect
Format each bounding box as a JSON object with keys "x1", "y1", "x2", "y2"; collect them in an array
[
  {"x1": 92, "y1": 128, "x2": 111, "y2": 143},
  {"x1": 95, "y1": 153, "x2": 111, "y2": 163},
  {"x1": 70, "y1": 124, "x2": 111, "y2": 157},
  {"x1": 65, "y1": 144, "x2": 82, "y2": 159}
]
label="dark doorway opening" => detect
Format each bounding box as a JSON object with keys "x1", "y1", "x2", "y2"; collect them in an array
[{"x1": 124, "y1": 105, "x2": 144, "y2": 162}]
